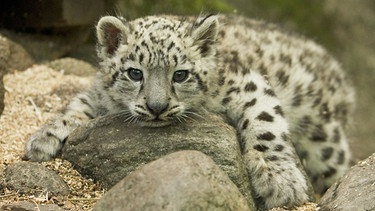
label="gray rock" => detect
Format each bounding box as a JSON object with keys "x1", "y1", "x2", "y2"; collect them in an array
[
  {"x1": 1, "y1": 201, "x2": 66, "y2": 211},
  {"x1": 0, "y1": 34, "x2": 34, "y2": 115},
  {"x1": 5, "y1": 162, "x2": 70, "y2": 196},
  {"x1": 92, "y1": 150, "x2": 252, "y2": 211},
  {"x1": 47, "y1": 57, "x2": 96, "y2": 76},
  {"x1": 319, "y1": 153, "x2": 375, "y2": 210},
  {"x1": 0, "y1": 35, "x2": 10, "y2": 115},
  {"x1": 62, "y1": 114, "x2": 254, "y2": 206}
]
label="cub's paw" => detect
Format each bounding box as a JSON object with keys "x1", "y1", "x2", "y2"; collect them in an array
[
  {"x1": 250, "y1": 163, "x2": 309, "y2": 210},
  {"x1": 24, "y1": 130, "x2": 63, "y2": 162}
]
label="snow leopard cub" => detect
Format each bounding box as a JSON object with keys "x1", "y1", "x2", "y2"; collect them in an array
[{"x1": 25, "y1": 14, "x2": 355, "y2": 209}]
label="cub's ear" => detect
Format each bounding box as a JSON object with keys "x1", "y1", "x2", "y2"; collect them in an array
[
  {"x1": 191, "y1": 14, "x2": 219, "y2": 57},
  {"x1": 96, "y1": 16, "x2": 130, "y2": 57}
]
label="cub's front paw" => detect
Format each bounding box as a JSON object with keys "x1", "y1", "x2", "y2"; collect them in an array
[
  {"x1": 250, "y1": 163, "x2": 309, "y2": 210},
  {"x1": 24, "y1": 130, "x2": 63, "y2": 162}
]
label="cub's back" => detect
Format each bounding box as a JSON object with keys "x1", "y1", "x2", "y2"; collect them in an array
[{"x1": 216, "y1": 15, "x2": 355, "y2": 133}]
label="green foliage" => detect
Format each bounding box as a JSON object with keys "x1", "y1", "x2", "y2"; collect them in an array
[
  {"x1": 241, "y1": 0, "x2": 337, "y2": 49},
  {"x1": 117, "y1": 0, "x2": 234, "y2": 18}
]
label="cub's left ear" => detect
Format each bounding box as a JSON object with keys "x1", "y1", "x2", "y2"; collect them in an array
[
  {"x1": 96, "y1": 16, "x2": 130, "y2": 57},
  {"x1": 191, "y1": 14, "x2": 219, "y2": 57}
]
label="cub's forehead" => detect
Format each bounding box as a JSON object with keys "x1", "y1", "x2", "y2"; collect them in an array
[{"x1": 130, "y1": 16, "x2": 190, "y2": 39}]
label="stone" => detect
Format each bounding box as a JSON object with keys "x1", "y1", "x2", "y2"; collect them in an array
[
  {"x1": 62, "y1": 114, "x2": 254, "y2": 206},
  {"x1": 47, "y1": 58, "x2": 96, "y2": 76},
  {"x1": 0, "y1": 0, "x2": 104, "y2": 29},
  {"x1": 0, "y1": 34, "x2": 34, "y2": 115},
  {"x1": 1, "y1": 201, "x2": 66, "y2": 211},
  {"x1": 319, "y1": 153, "x2": 375, "y2": 210},
  {"x1": 5, "y1": 162, "x2": 70, "y2": 196},
  {"x1": 0, "y1": 35, "x2": 10, "y2": 115},
  {"x1": 92, "y1": 150, "x2": 252, "y2": 211}
]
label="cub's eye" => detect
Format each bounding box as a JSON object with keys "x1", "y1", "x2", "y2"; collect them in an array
[
  {"x1": 173, "y1": 70, "x2": 189, "y2": 83},
  {"x1": 127, "y1": 68, "x2": 143, "y2": 81}
]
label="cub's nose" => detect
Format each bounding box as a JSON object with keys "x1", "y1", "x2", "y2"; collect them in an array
[{"x1": 146, "y1": 102, "x2": 169, "y2": 116}]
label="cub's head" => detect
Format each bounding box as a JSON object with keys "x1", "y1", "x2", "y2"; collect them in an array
[{"x1": 96, "y1": 15, "x2": 219, "y2": 126}]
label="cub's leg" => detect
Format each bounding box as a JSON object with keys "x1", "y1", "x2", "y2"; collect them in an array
[
  {"x1": 218, "y1": 72, "x2": 309, "y2": 209},
  {"x1": 293, "y1": 121, "x2": 351, "y2": 194},
  {"x1": 24, "y1": 91, "x2": 98, "y2": 162}
]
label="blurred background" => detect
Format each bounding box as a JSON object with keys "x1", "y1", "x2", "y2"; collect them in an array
[{"x1": 1, "y1": 0, "x2": 374, "y2": 161}]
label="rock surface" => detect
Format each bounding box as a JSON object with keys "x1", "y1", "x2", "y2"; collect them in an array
[
  {"x1": 0, "y1": 35, "x2": 9, "y2": 115},
  {"x1": 4, "y1": 162, "x2": 70, "y2": 196},
  {"x1": 47, "y1": 57, "x2": 96, "y2": 76},
  {"x1": 1, "y1": 201, "x2": 66, "y2": 211},
  {"x1": 93, "y1": 150, "x2": 253, "y2": 211},
  {"x1": 62, "y1": 114, "x2": 254, "y2": 205},
  {"x1": 319, "y1": 153, "x2": 375, "y2": 210},
  {"x1": 0, "y1": 34, "x2": 34, "y2": 115}
]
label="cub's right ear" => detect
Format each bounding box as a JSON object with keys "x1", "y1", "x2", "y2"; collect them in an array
[{"x1": 96, "y1": 16, "x2": 130, "y2": 57}]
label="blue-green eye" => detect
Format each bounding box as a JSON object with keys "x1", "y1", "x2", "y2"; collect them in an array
[
  {"x1": 127, "y1": 68, "x2": 143, "y2": 81},
  {"x1": 173, "y1": 70, "x2": 189, "y2": 83}
]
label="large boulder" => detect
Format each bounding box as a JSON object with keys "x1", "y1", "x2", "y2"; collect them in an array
[
  {"x1": 0, "y1": 35, "x2": 9, "y2": 115},
  {"x1": 319, "y1": 153, "x2": 375, "y2": 210},
  {"x1": 0, "y1": 34, "x2": 34, "y2": 115},
  {"x1": 93, "y1": 150, "x2": 253, "y2": 211},
  {"x1": 62, "y1": 114, "x2": 254, "y2": 205}
]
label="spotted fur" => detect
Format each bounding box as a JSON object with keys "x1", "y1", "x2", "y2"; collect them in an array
[{"x1": 25, "y1": 14, "x2": 355, "y2": 209}]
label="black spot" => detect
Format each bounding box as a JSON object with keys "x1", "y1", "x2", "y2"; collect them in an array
[
  {"x1": 46, "y1": 131, "x2": 57, "y2": 138},
  {"x1": 256, "y1": 111, "x2": 274, "y2": 122},
  {"x1": 323, "y1": 167, "x2": 337, "y2": 178},
  {"x1": 243, "y1": 99, "x2": 257, "y2": 110},
  {"x1": 276, "y1": 70, "x2": 289, "y2": 86},
  {"x1": 337, "y1": 150, "x2": 345, "y2": 165},
  {"x1": 292, "y1": 94, "x2": 303, "y2": 107},
  {"x1": 227, "y1": 80, "x2": 235, "y2": 85},
  {"x1": 195, "y1": 74, "x2": 208, "y2": 92},
  {"x1": 167, "y1": 42, "x2": 175, "y2": 51},
  {"x1": 333, "y1": 127, "x2": 341, "y2": 143},
  {"x1": 321, "y1": 147, "x2": 334, "y2": 161},
  {"x1": 139, "y1": 53, "x2": 144, "y2": 64},
  {"x1": 226, "y1": 87, "x2": 240, "y2": 95},
  {"x1": 280, "y1": 53, "x2": 292, "y2": 66},
  {"x1": 217, "y1": 77, "x2": 225, "y2": 86},
  {"x1": 281, "y1": 132, "x2": 289, "y2": 142},
  {"x1": 84, "y1": 111, "x2": 95, "y2": 119},
  {"x1": 267, "y1": 155, "x2": 279, "y2": 161},
  {"x1": 312, "y1": 96, "x2": 322, "y2": 108},
  {"x1": 299, "y1": 115, "x2": 311, "y2": 129},
  {"x1": 239, "y1": 136, "x2": 247, "y2": 154},
  {"x1": 173, "y1": 55, "x2": 178, "y2": 65},
  {"x1": 241, "y1": 67, "x2": 251, "y2": 75},
  {"x1": 79, "y1": 97, "x2": 93, "y2": 109},
  {"x1": 244, "y1": 81, "x2": 257, "y2": 92},
  {"x1": 255, "y1": 47, "x2": 264, "y2": 57},
  {"x1": 274, "y1": 144, "x2": 284, "y2": 152},
  {"x1": 264, "y1": 88, "x2": 276, "y2": 97},
  {"x1": 221, "y1": 97, "x2": 232, "y2": 105},
  {"x1": 311, "y1": 125, "x2": 327, "y2": 142},
  {"x1": 242, "y1": 119, "x2": 249, "y2": 130},
  {"x1": 259, "y1": 63, "x2": 268, "y2": 76},
  {"x1": 254, "y1": 144, "x2": 269, "y2": 152},
  {"x1": 62, "y1": 120, "x2": 67, "y2": 126},
  {"x1": 218, "y1": 30, "x2": 226, "y2": 38},
  {"x1": 257, "y1": 132, "x2": 276, "y2": 141},
  {"x1": 273, "y1": 105, "x2": 284, "y2": 117},
  {"x1": 110, "y1": 71, "x2": 120, "y2": 87}
]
